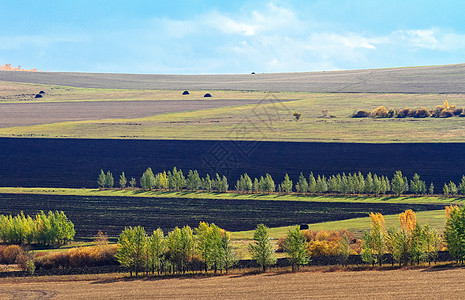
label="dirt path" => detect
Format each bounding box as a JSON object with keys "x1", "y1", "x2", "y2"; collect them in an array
[{"x1": 1, "y1": 267, "x2": 465, "y2": 299}]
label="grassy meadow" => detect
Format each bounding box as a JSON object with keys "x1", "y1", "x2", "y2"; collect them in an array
[{"x1": 2, "y1": 80, "x2": 465, "y2": 142}]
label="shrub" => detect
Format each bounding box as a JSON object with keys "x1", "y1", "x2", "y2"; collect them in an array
[
  {"x1": 432, "y1": 105, "x2": 445, "y2": 117},
  {"x1": 413, "y1": 107, "x2": 432, "y2": 118},
  {"x1": 453, "y1": 107, "x2": 464, "y2": 116},
  {"x1": 352, "y1": 110, "x2": 371, "y2": 118},
  {"x1": 387, "y1": 109, "x2": 396, "y2": 118},
  {"x1": 372, "y1": 106, "x2": 390, "y2": 118},
  {"x1": 34, "y1": 252, "x2": 70, "y2": 269},
  {"x1": 3, "y1": 245, "x2": 22, "y2": 264},
  {"x1": 293, "y1": 111, "x2": 302, "y2": 121},
  {"x1": 396, "y1": 108, "x2": 413, "y2": 118},
  {"x1": 440, "y1": 109, "x2": 454, "y2": 118}
]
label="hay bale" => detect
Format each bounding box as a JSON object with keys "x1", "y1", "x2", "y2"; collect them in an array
[
  {"x1": 299, "y1": 224, "x2": 309, "y2": 230},
  {"x1": 251, "y1": 72, "x2": 255, "y2": 74},
  {"x1": 39, "y1": 91, "x2": 45, "y2": 94},
  {"x1": 34, "y1": 94, "x2": 43, "y2": 98},
  {"x1": 182, "y1": 90, "x2": 189, "y2": 95},
  {"x1": 203, "y1": 93, "x2": 212, "y2": 98}
]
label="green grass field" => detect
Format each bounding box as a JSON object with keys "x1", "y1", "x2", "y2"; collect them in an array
[
  {"x1": 1, "y1": 187, "x2": 463, "y2": 205},
  {"x1": 2, "y1": 79, "x2": 465, "y2": 142}
]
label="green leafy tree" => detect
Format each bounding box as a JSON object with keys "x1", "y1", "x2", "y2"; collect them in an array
[
  {"x1": 445, "y1": 205, "x2": 465, "y2": 263},
  {"x1": 186, "y1": 170, "x2": 201, "y2": 191},
  {"x1": 364, "y1": 172, "x2": 374, "y2": 194},
  {"x1": 196, "y1": 222, "x2": 236, "y2": 273},
  {"x1": 429, "y1": 183, "x2": 434, "y2": 195},
  {"x1": 167, "y1": 226, "x2": 195, "y2": 273},
  {"x1": 105, "y1": 171, "x2": 114, "y2": 188},
  {"x1": 116, "y1": 226, "x2": 147, "y2": 277},
  {"x1": 338, "y1": 233, "x2": 351, "y2": 266},
  {"x1": 140, "y1": 168, "x2": 155, "y2": 191},
  {"x1": 410, "y1": 173, "x2": 426, "y2": 195},
  {"x1": 97, "y1": 170, "x2": 106, "y2": 189},
  {"x1": 308, "y1": 173, "x2": 317, "y2": 194},
  {"x1": 391, "y1": 171, "x2": 406, "y2": 196},
  {"x1": 202, "y1": 174, "x2": 212, "y2": 192},
  {"x1": 316, "y1": 175, "x2": 328, "y2": 194},
  {"x1": 129, "y1": 177, "x2": 136, "y2": 189},
  {"x1": 248, "y1": 224, "x2": 277, "y2": 272},
  {"x1": 147, "y1": 228, "x2": 166, "y2": 274},
  {"x1": 443, "y1": 183, "x2": 450, "y2": 196},
  {"x1": 459, "y1": 176, "x2": 465, "y2": 195},
  {"x1": 449, "y1": 181, "x2": 458, "y2": 196},
  {"x1": 119, "y1": 172, "x2": 127, "y2": 189},
  {"x1": 250, "y1": 177, "x2": 258, "y2": 193},
  {"x1": 283, "y1": 227, "x2": 309, "y2": 271},
  {"x1": 280, "y1": 174, "x2": 293, "y2": 194},
  {"x1": 296, "y1": 173, "x2": 308, "y2": 193},
  {"x1": 361, "y1": 213, "x2": 386, "y2": 266}
]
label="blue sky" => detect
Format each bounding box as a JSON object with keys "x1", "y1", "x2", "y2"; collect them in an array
[{"x1": 1, "y1": 0, "x2": 465, "y2": 74}]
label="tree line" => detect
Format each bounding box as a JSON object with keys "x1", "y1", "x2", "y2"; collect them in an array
[
  {"x1": 98, "y1": 168, "x2": 465, "y2": 196},
  {"x1": 115, "y1": 222, "x2": 236, "y2": 276},
  {"x1": 0, "y1": 211, "x2": 75, "y2": 245}
]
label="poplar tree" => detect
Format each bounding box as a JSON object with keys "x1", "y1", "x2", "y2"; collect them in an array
[
  {"x1": 283, "y1": 227, "x2": 310, "y2": 271},
  {"x1": 116, "y1": 226, "x2": 147, "y2": 277},
  {"x1": 248, "y1": 224, "x2": 276, "y2": 272},
  {"x1": 97, "y1": 170, "x2": 106, "y2": 189},
  {"x1": 147, "y1": 228, "x2": 166, "y2": 274},
  {"x1": 297, "y1": 173, "x2": 308, "y2": 193},
  {"x1": 105, "y1": 171, "x2": 114, "y2": 188},
  {"x1": 280, "y1": 174, "x2": 293, "y2": 194},
  {"x1": 361, "y1": 213, "x2": 386, "y2": 266},
  {"x1": 308, "y1": 173, "x2": 317, "y2": 194},
  {"x1": 391, "y1": 171, "x2": 406, "y2": 196},
  {"x1": 119, "y1": 172, "x2": 127, "y2": 189},
  {"x1": 445, "y1": 205, "x2": 465, "y2": 263},
  {"x1": 140, "y1": 168, "x2": 155, "y2": 190}
]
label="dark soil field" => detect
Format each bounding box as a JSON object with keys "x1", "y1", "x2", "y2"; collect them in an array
[
  {"x1": 1, "y1": 138, "x2": 465, "y2": 189},
  {"x1": 0, "y1": 193, "x2": 444, "y2": 237},
  {"x1": 0, "y1": 99, "x2": 288, "y2": 128},
  {"x1": 2, "y1": 63, "x2": 465, "y2": 93}
]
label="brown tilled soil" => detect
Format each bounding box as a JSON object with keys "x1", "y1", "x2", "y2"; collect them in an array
[
  {"x1": 1, "y1": 267, "x2": 465, "y2": 299},
  {"x1": 1, "y1": 64, "x2": 465, "y2": 93},
  {"x1": 0, "y1": 99, "x2": 290, "y2": 128}
]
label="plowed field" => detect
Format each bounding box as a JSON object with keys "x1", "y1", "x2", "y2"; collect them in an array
[{"x1": 0, "y1": 267, "x2": 464, "y2": 299}]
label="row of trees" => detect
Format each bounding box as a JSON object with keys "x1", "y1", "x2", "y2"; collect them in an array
[
  {"x1": 116, "y1": 222, "x2": 236, "y2": 276},
  {"x1": 361, "y1": 210, "x2": 442, "y2": 266},
  {"x1": 101, "y1": 168, "x2": 452, "y2": 196},
  {"x1": 115, "y1": 222, "x2": 315, "y2": 276},
  {"x1": 0, "y1": 211, "x2": 75, "y2": 245},
  {"x1": 237, "y1": 171, "x2": 430, "y2": 196}
]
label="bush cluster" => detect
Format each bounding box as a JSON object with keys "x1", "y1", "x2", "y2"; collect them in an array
[
  {"x1": 353, "y1": 100, "x2": 465, "y2": 119},
  {"x1": 34, "y1": 244, "x2": 118, "y2": 270},
  {"x1": 277, "y1": 230, "x2": 361, "y2": 257},
  {"x1": 0, "y1": 211, "x2": 75, "y2": 245}
]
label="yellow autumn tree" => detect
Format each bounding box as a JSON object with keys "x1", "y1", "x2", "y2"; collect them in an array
[
  {"x1": 445, "y1": 205, "x2": 460, "y2": 219},
  {"x1": 399, "y1": 209, "x2": 417, "y2": 233}
]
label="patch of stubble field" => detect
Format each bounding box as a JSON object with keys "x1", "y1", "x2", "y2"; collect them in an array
[{"x1": 1, "y1": 267, "x2": 464, "y2": 299}]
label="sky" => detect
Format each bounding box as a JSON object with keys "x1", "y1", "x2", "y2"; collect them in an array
[{"x1": 1, "y1": 0, "x2": 465, "y2": 74}]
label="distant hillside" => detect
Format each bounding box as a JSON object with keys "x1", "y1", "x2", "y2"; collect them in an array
[{"x1": 1, "y1": 64, "x2": 465, "y2": 93}]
